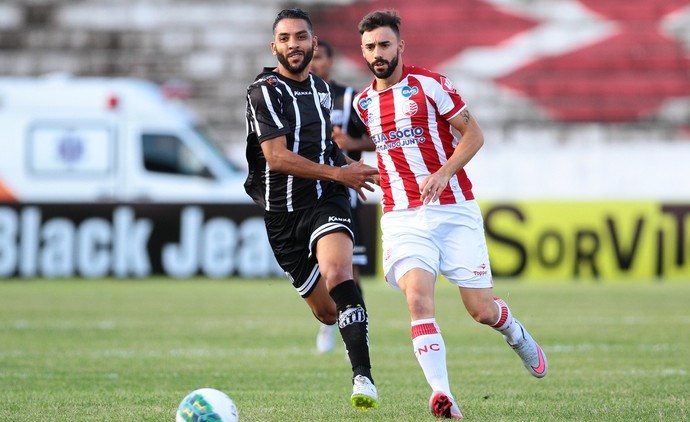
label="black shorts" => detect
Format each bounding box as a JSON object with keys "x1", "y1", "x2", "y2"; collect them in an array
[{"x1": 265, "y1": 184, "x2": 354, "y2": 297}]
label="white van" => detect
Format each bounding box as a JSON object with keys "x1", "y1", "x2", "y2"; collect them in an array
[{"x1": 0, "y1": 74, "x2": 249, "y2": 203}]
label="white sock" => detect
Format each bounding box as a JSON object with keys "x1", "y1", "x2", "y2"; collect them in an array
[
  {"x1": 491, "y1": 297, "x2": 522, "y2": 345},
  {"x1": 411, "y1": 318, "x2": 451, "y2": 393}
]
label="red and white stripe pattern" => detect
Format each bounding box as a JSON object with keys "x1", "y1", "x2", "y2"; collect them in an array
[
  {"x1": 354, "y1": 65, "x2": 474, "y2": 213},
  {"x1": 491, "y1": 296, "x2": 513, "y2": 332},
  {"x1": 411, "y1": 319, "x2": 440, "y2": 339}
]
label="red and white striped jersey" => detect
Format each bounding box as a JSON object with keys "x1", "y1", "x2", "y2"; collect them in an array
[{"x1": 353, "y1": 65, "x2": 475, "y2": 213}]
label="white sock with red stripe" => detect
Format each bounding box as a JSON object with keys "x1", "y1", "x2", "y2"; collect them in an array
[
  {"x1": 411, "y1": 318, "x2": 451, "y2": 393},
  {"x1": 491, "y1": 297, "x2": 522, "y2": 345}
]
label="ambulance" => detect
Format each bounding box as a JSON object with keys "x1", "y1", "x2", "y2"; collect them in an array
[{"x1": 0, "y1": 73, "x2": 249, "y2": 203}]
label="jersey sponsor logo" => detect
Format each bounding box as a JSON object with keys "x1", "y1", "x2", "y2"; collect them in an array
[
  {"x1": 402, "y1": 100, "x2": 418, "y2": 117},
  {"x1": 372, "y1": 126, "x2": 426, "y2": 151},
  {"x1": 376, "y1": 137, "x2": 426, "y2": 152},
  {"x1": 440, "y1": 76, "x2": 456, "y2": 94},
  {"x1": 401, "y1": 86, "x2": 419, "y2": 97},
  {"x1": 328, "y1": 215, "x2": 351, "y2": 223},
  {"x1": 359, "y1": 97, "x2": 372, "y2": 109},
  {"x1": 370, "y1": 126, "x2": 425, "y2": 142},
  {"x1": 293, "y1": 90, "x2": 312, "y2": 96}
]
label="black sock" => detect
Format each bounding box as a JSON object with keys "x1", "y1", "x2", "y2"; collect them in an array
[
  {"x1": 329, "y1": 279, "x2": 373, "y2": 384},
  {"x1": 354, "y1": 281, "x2": 363, "y2": 299}
]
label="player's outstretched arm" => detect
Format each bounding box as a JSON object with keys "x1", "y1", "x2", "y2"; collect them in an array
[{"x1": 261, "y1": 135, "x2": 378, "y2": 198}]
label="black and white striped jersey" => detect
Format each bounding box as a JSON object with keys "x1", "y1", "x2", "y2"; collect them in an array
[{"x1": 244, "y1": 67, "x2": 346, "y2": 212}]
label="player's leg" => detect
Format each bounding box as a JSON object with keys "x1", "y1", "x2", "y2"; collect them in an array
[
  {"x1": 316, "y1": 192, "x2": 365, "y2": 354},
  {"x1": 460, "y1": 288, "x2": 548, "y2": 378},
  {"x1": 303, "y1": 280, "x2": 337, "y2": 324},
  {"x1": 382, "y1": 208, "x2": 462, "y2": 418},
  {"x1": 315, "y1": 230, "x2": 377, "y2": 409},
  {"x1": 395, "y1": 266, "x2": 462, "y2": 419},
  {"x1": 315, "y1": 263, "x2": 365, "y2": 354},
  {"x1": 435, "y1": 201, "x2": 548, "y2": 379}
]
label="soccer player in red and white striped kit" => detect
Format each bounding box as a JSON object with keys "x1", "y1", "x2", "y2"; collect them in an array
[{"x1": 353, "y1": 10, "x2": 548, "y2": 419}]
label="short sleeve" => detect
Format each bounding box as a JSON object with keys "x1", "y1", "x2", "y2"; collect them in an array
[{"x1": 247, "y1": 82, "x2": 291, "y2": 143}]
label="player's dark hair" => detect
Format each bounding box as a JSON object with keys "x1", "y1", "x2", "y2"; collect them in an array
[
  {"x1": 317, "y1": 39, "x2": 333, "y2": 58},
  {"x1": 358, "y1": 9, "x2": 401, "y2": 37},
  {"x1": 273, "y1": 8, "x2": 313, "y2": 34}
]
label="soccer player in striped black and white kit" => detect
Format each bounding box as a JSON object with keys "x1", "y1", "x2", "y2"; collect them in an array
[
  {"x1": 244, "y1": 8, "x2": 379, "y2": 410},
  {"x1": 310, "y1": 39, "x2": 376, "y2": 355},
  {"x1": 353, "y1": 10, "x2": 548, "y2": 419}
]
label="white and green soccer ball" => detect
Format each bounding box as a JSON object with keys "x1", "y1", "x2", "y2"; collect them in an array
[{"x1": 176, "y1": 388, "x2": 239, "y2": 422}]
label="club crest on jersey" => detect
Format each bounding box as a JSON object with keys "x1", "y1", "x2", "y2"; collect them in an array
[
  {"x1": 359, "y1": 97, "x2": 372, "y2": 109},
  {"x1": 440, "y1": 77, "x2": 456, "y2": 93},
  {"x1": 318, "y1": 92, "x2": 332, "y2": 109},
  {"x1": 403, "y1": 100, "x2": 418, "y2": 117},
  {"x1": 401, "y1": 86, "x2": 418, "y2": 97},
  {"x1": 263, "y1": 75, "x2": 279, "y2": 86}
]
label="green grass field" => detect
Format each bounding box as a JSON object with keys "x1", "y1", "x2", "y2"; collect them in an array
[{"x1": 1, "y1": 278, "x2": 688, "y2": 421}]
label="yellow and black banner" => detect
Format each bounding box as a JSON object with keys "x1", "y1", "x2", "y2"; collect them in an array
[{"x1": 483, "y1": 202, "x2": 690, "y2": 280}]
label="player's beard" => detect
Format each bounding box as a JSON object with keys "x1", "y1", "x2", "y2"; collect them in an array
[
  {"x1": 368, "y1": 52, "x2": 400, "y2": 79},
  {"x1": 276, "y1": 47, "x2": 314, "y2": 75}
]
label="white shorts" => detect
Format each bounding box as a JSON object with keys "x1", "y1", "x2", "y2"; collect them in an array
[{"x1": 381, "y1": 201, "x2": 493, "y2": 289}]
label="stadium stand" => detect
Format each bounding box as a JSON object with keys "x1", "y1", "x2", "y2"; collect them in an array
[{"x1": 1, "y1": 0, "x2": 689, "y2": 149}]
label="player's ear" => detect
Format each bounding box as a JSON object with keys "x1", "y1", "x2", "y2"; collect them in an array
[
  {"x1": 313, "y1": 35, "x2": 318, "y2": 51},
  {"x1": 399, "y1": 39, "x2": 405, "y2": 54},
  {"x1": 270, "y1": 41, "x2": 277, "y2": 56}
]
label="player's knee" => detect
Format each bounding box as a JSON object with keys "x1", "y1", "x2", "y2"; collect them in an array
[
  {"x1": 467, "y1": 305, "x2": 496, "y2": 325},
  {"x1": 319, "y1": 263, "x2": 352, "y2": 288}
]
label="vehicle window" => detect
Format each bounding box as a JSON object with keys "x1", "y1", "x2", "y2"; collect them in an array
[
  {"x1": 142, "y1": 134, "x2": 210, "y2": 178},
  {"x1": 193, "y1": 126, "x2": 241, "y2": 172}
]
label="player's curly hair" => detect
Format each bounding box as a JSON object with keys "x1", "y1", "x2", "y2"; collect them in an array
[{"x1": 358, "y1": 9, "x2": 401, "y2": 37}]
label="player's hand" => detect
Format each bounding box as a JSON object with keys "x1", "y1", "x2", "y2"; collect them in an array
[
  {"x1": 419, "y1": 172, "x2": 450, "y2": 205},
  {"x1": 337, "y1": 160, "x2": 378, "y2": 201}
]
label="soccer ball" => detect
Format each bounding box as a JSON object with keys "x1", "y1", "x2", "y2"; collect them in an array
[{"x1": 176, "y1": 388, "x2": 239, "y2": 422}]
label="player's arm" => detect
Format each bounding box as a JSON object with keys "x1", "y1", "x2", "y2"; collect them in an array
[
  {"x1": 419, "y1": 108, "x2": 484, "y2": 204},
  {"x1": 261, "y1": 135, "x2": 378, "y2": 199}
]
